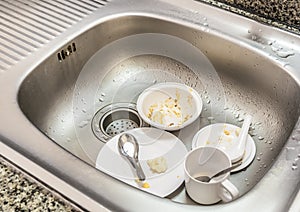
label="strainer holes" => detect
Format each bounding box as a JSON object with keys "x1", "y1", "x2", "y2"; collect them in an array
[{"x1": 92, "y1": 103, "x2": 147, "y2": 143}]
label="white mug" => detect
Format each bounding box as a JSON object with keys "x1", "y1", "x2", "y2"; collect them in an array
[{"x1": 184, "y1": 146, "x2": 239, "y2": 204}]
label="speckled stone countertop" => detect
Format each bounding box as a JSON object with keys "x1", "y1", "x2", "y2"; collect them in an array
[
  {"x1": 199, "y1": 0, "x2": 300, "y2": 34},
  {"x1": 0, "y1": 157, "x2": 81, "y2": 212},
  {"x1": 1, "y1": 0, "x2": 299, "y2": 211}
]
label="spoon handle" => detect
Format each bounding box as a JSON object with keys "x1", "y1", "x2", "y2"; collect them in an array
[
  {"x1": 134, "y1": 160, "x2": 146, "y2": 181},
  {"x1": 127, "y1": 156, "x2": 146, "y2": 181},
  {"x1": 211, "y1": 161, "x2": 243, "y2": 179}
]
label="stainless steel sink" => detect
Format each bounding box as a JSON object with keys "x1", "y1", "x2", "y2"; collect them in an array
[{"x1": 1, "y1": 0, "x2": 300, "y2": 211}]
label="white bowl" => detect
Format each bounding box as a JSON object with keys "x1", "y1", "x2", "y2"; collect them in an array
[{"x1": 137, "y1": 82, "x2": 202, "y2": 131}]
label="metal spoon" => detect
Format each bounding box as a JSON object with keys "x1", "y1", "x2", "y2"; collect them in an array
[
  {"x1": 195, "y1": 160, "x2": 242, "y2": 183},
  {"x1": 118, "y1": 133, "x2": 146, "y2": 181}
]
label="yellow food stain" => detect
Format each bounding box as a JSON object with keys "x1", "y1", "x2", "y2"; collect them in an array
[
  {"x1": 224, "y1": 130, "x2": 230, "y2": 136},
  {"x1": 206, "y1": 140, "x2": 211, "y2": 144},
  {"x1": 177, "y1": 175, "x2": 180, "y2": 178},
  {"x1": 142, "y1": 182, "x2": 150, "y2": 188},
  {"x1": 226, "y1": 138, "x2": 232, "y2": 142},
  {"x1": 135, "y1": 179, "x2": 150, "y2": 189},
  {"x1": 187, "y1": 95, "x2": 193, "y2": 106},
  {"x1": 235, "y1": 128, "x2": 241, "y2": 137}
]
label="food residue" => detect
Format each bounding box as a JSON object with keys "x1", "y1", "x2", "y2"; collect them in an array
[
  {"x1": 142, "y1": 182, "x2": 150, "y2": 188},
  {"x1": 235, "y1": 128, "x2": 241, "y2": 137},
  {"x1": 135, "y1": 179, "x2": 150, "y2": 189},
  {"x1": 147, "y1": 91, "x2": 191, "y2": 127},
  {"x1": 147, "y1": 156, "x2": 168, "y2": 174},
  {"x1": 224, "y1": 130, "x2": 230, "y2": 136}
]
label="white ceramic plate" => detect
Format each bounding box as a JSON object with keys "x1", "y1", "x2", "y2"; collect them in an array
[
  {"x1": 192, "y1": 123, "x2": 256, "y2": 172},
  {"x1": 137, "y1": 82, "x2": 202, "y2": 131},
  {"x1": 96, "y1": 127, "x2": 188, "y2": 197}
]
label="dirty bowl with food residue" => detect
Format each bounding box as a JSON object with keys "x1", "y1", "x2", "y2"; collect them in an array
[{"x1": 137, "y1": 82, "x2": 202, "y2": 131}]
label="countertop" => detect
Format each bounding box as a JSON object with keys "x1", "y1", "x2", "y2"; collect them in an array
[
  {"x1": 0, "y1": 0, "x2": 299, "y2": 211},
  {"x1": 0, "y1": 157, "x2": 81, "y2": 211}
]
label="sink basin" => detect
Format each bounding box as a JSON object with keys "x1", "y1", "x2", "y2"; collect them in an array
[{"x1": 1, "y1": 0, "x2": 300, "y2": 211}]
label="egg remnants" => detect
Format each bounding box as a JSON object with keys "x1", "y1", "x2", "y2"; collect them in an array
[{"x1": 147, "y1": 94, "x2": 191, "y2": 127}]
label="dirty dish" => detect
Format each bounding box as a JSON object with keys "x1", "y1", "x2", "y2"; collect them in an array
[
  {"x1": 184, "y1": 146, "x2": 239, "y2": 204},
  {"x1": 137, "y1": 82, "x2": 202, "y2": 131},
  {"x1": 96, "y1": 127, "x2": 188, "y2": 197},
  {"x1": 192, "y1": 123, "x2": 256, "y2": 172}
]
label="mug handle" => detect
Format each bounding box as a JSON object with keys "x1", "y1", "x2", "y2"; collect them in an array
[{"x1": 218, "y1": 179, "x2": 239, "y2": 202}]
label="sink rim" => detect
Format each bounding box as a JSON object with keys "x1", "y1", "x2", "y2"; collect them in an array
[{"x1": 0, "y1": 0, "x2": 300, "y2": 211}]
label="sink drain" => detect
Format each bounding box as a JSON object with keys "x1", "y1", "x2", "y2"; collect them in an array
[{"x1": 92, "y1": 103, "x2": 146, "y2": 143}]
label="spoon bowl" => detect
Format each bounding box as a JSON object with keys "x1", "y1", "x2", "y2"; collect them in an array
[{"x1": 118, "y1": 133, "x2": 146, "y2": 181}]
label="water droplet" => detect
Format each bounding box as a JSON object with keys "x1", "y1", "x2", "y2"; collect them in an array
[
  {"x1": 61, "y1": 119, "x2": 64, "y2": 123},
  {"x1": 203, "y1": 22, "x2": 209, "y2": 27},
  {"x1": 204, "y1": 95, "x2": 208, "y2": 99},
  {"x1": 99, "y1": 98, "x2": 104, "y2": 102},
  {"x1": 270, "y1": 147, "x2": 274, "y2": 151},
  {"x1": 206, "y1": 100, "x2": 210, "y2": 104},
  {"x1": 256, "y1": 122, "x2": 262, "y2": 126},
  {"x1": 235, "y1": 114, "x2": 240, "y2": 119},
  {"x1": 283, "y1": 63, "x2": 290, "y2": 67},
  {"x1": 101, "y1": 92, "x2": 106, "y2": 97},
  {"x1": 238, "y1": 118, "x2": 244, "y2": 122},
  {"x1": 79, "y1": 120, "x2": 89, "y2": 128},
  {"x1": 258, "y1": 136, "x2": 264, "y2": 140},
  {"x1": 244, "y1": 178, "x2": 248, "y2": 182},
  {"x1": 276, "y1": 50, "x2": 295, "y2": 58},
  {"x1": 224, "y1": 107, "x2": 229, "y2": 110},
  {"x1": 67, "y1": 138, "x2": 71, "y2": 142},
  {"x1": 152, "y1": 79, "x2": 157, "y2": 84},
  {"x1": 257, "y1": 157, "x2": 261, "y2": 161},
  {"x1": 203, "y1": 107, "x2": 207, "y2": 111},
  {"x1": 249, "y1": 131, "x2": 257, "y2": 136},
  {"x1": 82, "y1": 109, "x2": 87, "y2": 113},
  {"x1": 207, "y1": 117, "x2": 214, "y2": 121},
  {"x1": 292, "y1": 159, "x2": 298, "y2": 170},
  {"x1": 251, "y1": 35, "x2": 257, "y2": 40},
  {"x1": 286, "y1": 147, "x2": 297, "y2": 160}
]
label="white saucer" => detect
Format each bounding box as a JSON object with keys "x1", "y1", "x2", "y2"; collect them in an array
[
  {"x1": 96, "y1": 127, "x2": 188, "y2": 197},
  {"x1": 192, "y1": 123, "x2": 256, "y2": 172}
]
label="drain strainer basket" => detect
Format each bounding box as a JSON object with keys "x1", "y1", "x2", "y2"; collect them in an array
[{"x1": 92, "y1": 103, "x2": 146, "y2": 143}]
